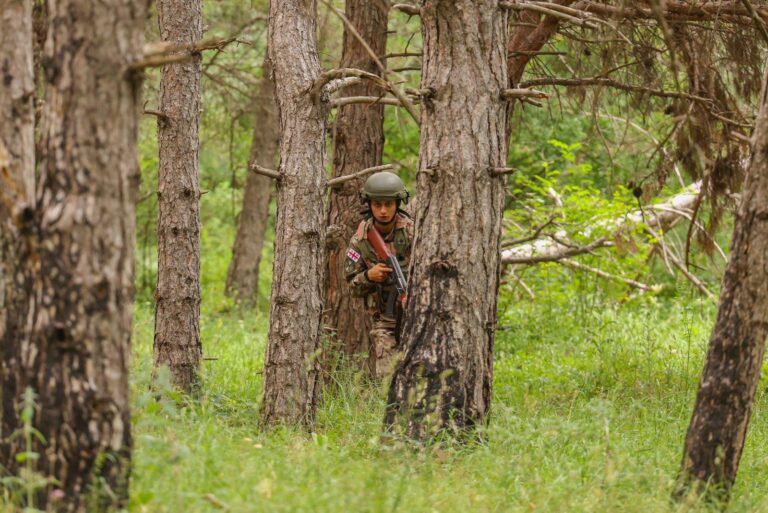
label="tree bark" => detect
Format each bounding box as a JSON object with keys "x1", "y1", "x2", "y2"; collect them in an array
[
  {"x1": 154, "y1": 0, "x2": 203, "y2": 392},
  {"x1": 384, "y1": 0, "x2": 508, "y2": 440},
  {"x1": 0, "y1": 0, "x2": 145, "y2": 510},
  {"x1": 261, "y1": 0, "x2": 325, "y2": 427},
  {"x1": 225, "y1": 55, "x2": 279, "y2": 306},
  {"x1": 0, "y1": 0, "x2": 35, "y2": 202},
  {"x1": 0, "y1": 2, "x2": 36, "y2": 497},
  {"x1": 323, "y1": 0, "x2": 388, "y2": 375},
  {"x1": 676, "y1": 67, "x2": 768, "y2": 500}
]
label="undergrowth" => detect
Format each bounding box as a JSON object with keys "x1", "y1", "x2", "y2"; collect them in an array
[{"x1": 126, "y1": 220, "x2": 768, "y2": 512}]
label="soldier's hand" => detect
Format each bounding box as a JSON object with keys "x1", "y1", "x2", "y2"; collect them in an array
[{"x1": 367, "y1": 263, "x2": 393, "y2": 283}]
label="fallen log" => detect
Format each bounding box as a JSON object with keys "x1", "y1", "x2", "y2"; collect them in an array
[{"x1": 501, "y1": 181, "x2": 702, "y2": 265}]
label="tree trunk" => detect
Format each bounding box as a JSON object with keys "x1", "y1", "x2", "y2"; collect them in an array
[
  {"x1": 225, "y1": 55, "x2": 279, "y2": 306},
  {"x1": 261, "y1": 0, "x2": 325, "y2": 427},
  {"x1": 384, "y1": 0, "x2": 508, "y2": 440},
  {"x1": 676, "y1": 67, "x2": 768, "y2": 500},
  {"x1": 0, "y1": 0, "x2": 35, "y2": 202},
  {"x1": 0, "y1": 0, "x2": 145, "y2": 510},
  {"x1": 0, "y1": 1, "x2": 36, "y2": 494},
  {"x1": 323, "y1": 0, "x2": 388, "y2": 375},
  {"x1": 154, "y1": 0, "x2": 203, "y2": 392}
]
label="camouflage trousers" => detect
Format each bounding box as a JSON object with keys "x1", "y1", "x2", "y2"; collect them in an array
[{"x1": 369, "y1": 317, "x2": 401, "y2": 380}]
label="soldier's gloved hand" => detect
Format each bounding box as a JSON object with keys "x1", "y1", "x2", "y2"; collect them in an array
[{"x1": 366, "y1": 263, "x2": 393, "y2": 283}]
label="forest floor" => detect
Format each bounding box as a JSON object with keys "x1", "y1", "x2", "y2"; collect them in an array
[{"x1": 129, "y1": 259, "x2": 768, "y2": 512}]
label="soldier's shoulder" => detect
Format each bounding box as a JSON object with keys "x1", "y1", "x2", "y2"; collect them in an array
[
  {"x1": 350, "y1": 218, "x2": 371, "y2": 245},
  {"x1": 355, "y1": 218, "x2": 375, "y2": 240},
  {"x1": 395, "y1": 213, "x2": 414, "y2": 229}
]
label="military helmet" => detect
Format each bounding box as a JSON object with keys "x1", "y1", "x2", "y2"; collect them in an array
[{"x1": 361, "y1": 171, "x2": 409, "y2": 203}]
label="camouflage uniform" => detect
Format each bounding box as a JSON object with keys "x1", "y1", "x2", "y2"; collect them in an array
[{"x1": 344, "y1": 213, "x2": 414, "y2": 379}]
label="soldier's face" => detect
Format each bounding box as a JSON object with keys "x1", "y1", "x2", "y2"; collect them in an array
[{"x1": 371, "y1": 199, "x2": 397, "y2": 224}]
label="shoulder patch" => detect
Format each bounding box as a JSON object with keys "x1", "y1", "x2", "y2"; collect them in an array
[{"x1": 347, "y1": 248, "x2": 361, "y2": 262}]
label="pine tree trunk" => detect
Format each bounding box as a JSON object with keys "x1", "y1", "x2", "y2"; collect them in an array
[
  {"x1": 1, "y1": 0, "x2": 145, "y2": 509},
  {"x1": 154, "y1": 0, "x2": 203, "y2": 392},
  {"x1": 0, "y1": 0, "x2": 36, "y2": 487},
  {"x1": 226, "y1": 55, "x2": 279, "y2": 306},
  {"x1": 261, "y1": 0, "x2": 325, "y2": 427},
  {"x1": 323, "y1": 0, "x2": 388, "y2": 374},
  {"x1": 0, "y1": 0, "x2": 35, "y2": 202},
  {"x1": 384, "y1": 0, "x2": 508, "y2": 440},
  {"x1": 676, "y1": 68, "x2": 768, "y2": 499}
]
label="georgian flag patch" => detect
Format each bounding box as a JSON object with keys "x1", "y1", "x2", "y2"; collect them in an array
[{"x1": 347, "y1": 248, "x2": 361, "y2": 262}]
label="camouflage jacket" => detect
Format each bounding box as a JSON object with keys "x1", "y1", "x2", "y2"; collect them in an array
[{"x1": 344, "y1": 213, "x2": 414, "y2": 320}]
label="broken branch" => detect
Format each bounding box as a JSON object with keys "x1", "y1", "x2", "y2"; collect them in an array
[
  {"x1": 489, "y1": 167, "x2": 518, "y2": 176},
  {"x1": 502, "y1": 88, "x2": 550, "y2": 100},
  {"x1": 251, "y1": 164, "x2": 281, "y2": 181},
  {"x1": 500, "y1": 1, "x2": 600, "y2": 28},
  {"x1": 327, "y1": 164, "x2": 398, "y2": 188},
  {"x1": 330, "y1": 96, "x2": 405, "y2": 108},
  {"x1": 392, "y1": 3, "x2": 421, "y2": 16},
  {"x1": 131, "y1": 37, "x2": 237, "y2": 70},
  {"x1": 311, "y1": 68, "x2": 420, "y2": 125}
]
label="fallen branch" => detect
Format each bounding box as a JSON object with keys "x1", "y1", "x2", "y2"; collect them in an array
[
  {"x1": 327, "y1": 164, "x2": 398, "y2": 188},
  {"x1": 502, "y1": 237, "x2": 610, "y2": 264},
  {"x1": 500, "y1": 181, "x2": 719, "y2": 299},
  {"x1": 501, "y1": 181, "x2": 702, "y2": 264}
]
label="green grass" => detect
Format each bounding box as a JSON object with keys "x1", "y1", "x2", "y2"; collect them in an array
[{"x1": 129, "y1": 251, "x2": 768, "y2": 513}]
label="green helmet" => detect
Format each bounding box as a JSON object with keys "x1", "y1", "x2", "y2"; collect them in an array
[{"x1": 361, "y1": 171, "x2": 409, "y2": 203}]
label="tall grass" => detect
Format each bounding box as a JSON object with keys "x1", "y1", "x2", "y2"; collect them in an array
[{"x1": 127, "y1": 210, "x2": 768, "y2": 512}]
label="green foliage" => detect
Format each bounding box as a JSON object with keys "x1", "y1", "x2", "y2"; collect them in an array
[{"x1": 0, "y1": 389, "x2": 49, "y2": 512}]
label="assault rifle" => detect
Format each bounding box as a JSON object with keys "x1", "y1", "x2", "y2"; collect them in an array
[{"x1": 366, "y1": 225, "x2": 407, "y2": 313}]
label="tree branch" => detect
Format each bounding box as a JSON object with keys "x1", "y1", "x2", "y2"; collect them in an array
[
  {"x1": 519, "y1": 77, "x2": 714, "y2": 103},
  {"x1": 392, "y1": 3, "x2": 421, "y2": 16},
  {"x1": 131, "y1": 37, "x2": 237, "y2": 70},
  {"x1": 327, "y1": 164, "x2": 398, "y2": 188},
  {"x1": 250, "y1": 164, "x2": 281, "y2": 181},
  {"x1": 560, "y1": 258, "x2": 654, "y2": 292},
  {"x1": 501, "y1": 1, "x2": 600, "y2": 28},
  {"x1": 489, "y1": 167, "x2": 518, "y2": 176},
  {"x1": 143, "y1": 109, "x2": 168, "y2": 122},
  {"x1": 501, "y1": 88, "x2": 550, "y2": 100},
  {"x1": 739, "y1": 0, "x2": 768, "y2": 43},
  {"x1": 311, "y1": 68, "x2": 420, "y2": 125},
  {"x1": 330, "y1": 96, "x2": 405, "y2": 108}
]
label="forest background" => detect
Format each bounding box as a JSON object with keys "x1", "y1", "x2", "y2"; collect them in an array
[
  {"x1": 129, "y1": 1, "x2": 763, "y2": 512},
  {"x1": 4, "y1": 0, "x2": 768, "y2": 511}
]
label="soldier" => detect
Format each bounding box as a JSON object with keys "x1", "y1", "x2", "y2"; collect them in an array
[{"x1": 344, "y1": 171, "x2": 414, "y2": 379}]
